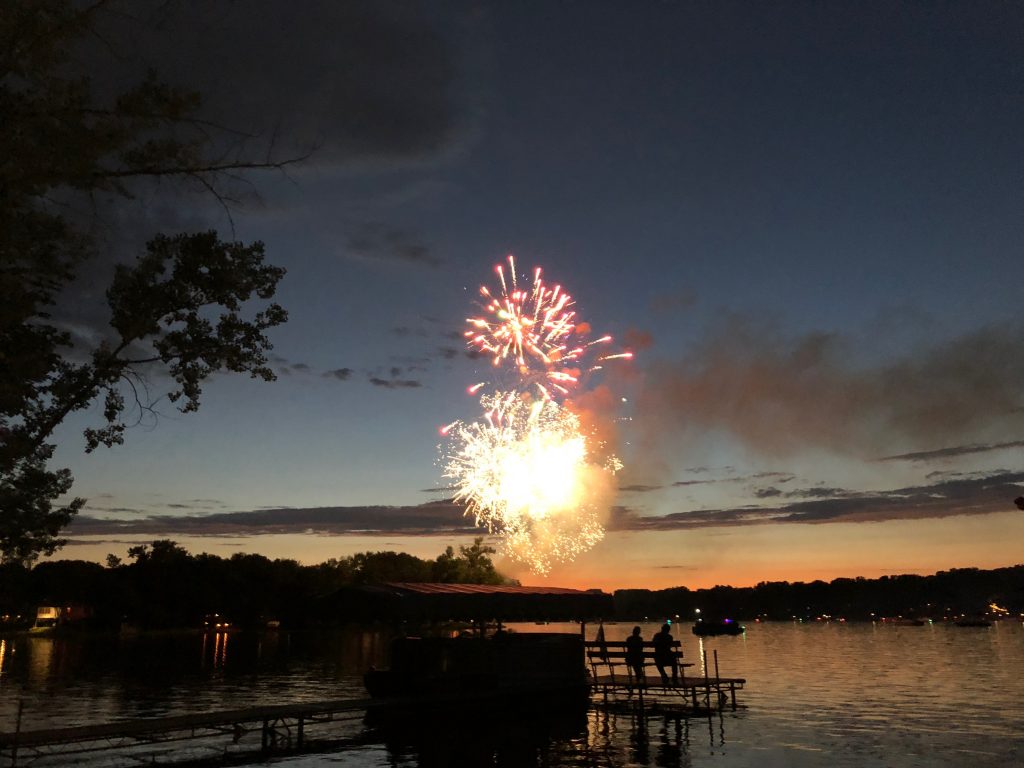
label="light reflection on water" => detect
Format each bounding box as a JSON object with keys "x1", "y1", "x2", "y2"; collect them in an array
[{"x1": 0, "y1": 621, "x2": 1021, "y2": 766}]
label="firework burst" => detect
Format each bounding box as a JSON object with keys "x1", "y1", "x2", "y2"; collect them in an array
[
  {"x1": 443, "y1": 392, "x2": 618, "y2": 574},
  {"x1": 443, "y1": 256, "x2": 631, "y2": 574},
  {"x1": 465, "y1": 255, "x2": 631, "y2": 398}
]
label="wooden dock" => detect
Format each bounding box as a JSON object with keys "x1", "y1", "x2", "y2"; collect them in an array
[
  {"x1": 584, "y1": 640, "x2": 746, "y2": 712},
  {"x1": 0, "y1": 684, "x2": 586, "y2": 766},
  {"x1": 0, "y1": 697, "x2": 371, "y2": 766}
]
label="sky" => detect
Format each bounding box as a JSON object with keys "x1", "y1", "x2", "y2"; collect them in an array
[{"x1": 49, "y1": 0, "x2": 1024, "y2": 590}]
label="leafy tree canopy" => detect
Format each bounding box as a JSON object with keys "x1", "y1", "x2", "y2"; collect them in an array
[{"x1": 1, "y1": 1, "x2": 290, "y2": 563}]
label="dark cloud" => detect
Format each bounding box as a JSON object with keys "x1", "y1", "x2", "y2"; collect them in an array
[
  {"x1": 90, "y1": 1, "x2": 461, "y2": 166},
  {"x1": 608, "y1": 472, "x2": 1024, "y2": 531},
  {"x1": 619, "y1": 484, "x2": 663, "y2": 493},
  {"x1": 634, "y1": 319, "x2": 1024, "y2": 462},
  {"x1": 439, "y1": 347, "x2": 460, "y2": 360},
  {"x1": 391, "y1": 326, "x2": 430, "y2": 338},
  {"x1": 783, "y1": 487, "x2": 858, "y2": 499},
  {"x1": 880, "y1": 440, "x2": 1024, "y2": 462},
  {"x1": 750, "y1": 472, "x2": 796, "y2": 482},
  {"x1": 291, "y1": 363, "x2": 311, "y2": 372},
  {"x1": 368, "y1": 376, "x2": 423, "y2": 389},
  {"x1": 672, "y1": 477, "x2": 742, "y2": 487},
  {"x1": 754, "y1": 487, "x2": 783, "y2": 498},
  {"x1": 345, "y1": 223, "x2": 441, "y2": 268},
  {"x1": 50, "y1": 0, "x2": 465, "y2": 345},
  {"x1": 68, "y1": 500, "x2": 477, "y2": 537},
  {"x1": 324, "y1": 368, "x2": 354, "y2": 381}
]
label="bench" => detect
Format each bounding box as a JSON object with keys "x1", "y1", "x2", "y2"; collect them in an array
[{"x1": 583, "y1": 640, "x2": 691, "y2": 685}]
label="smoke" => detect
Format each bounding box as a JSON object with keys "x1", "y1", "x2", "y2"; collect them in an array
[{"x1": 633, "y1": 318, "x2": 1024, "y2": 463}]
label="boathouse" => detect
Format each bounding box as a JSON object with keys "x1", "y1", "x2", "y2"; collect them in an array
[{"x1": 326, "y1": 582, "x2": 614, "y2": 625}]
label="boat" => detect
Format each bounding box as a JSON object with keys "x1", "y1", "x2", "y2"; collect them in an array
[
  {"x1": 692, "y1": 619, "x2": 745, "y2": 637},
  {"x1": 364, "y1": 632, "x2": 590, "y2": 705},
  {"x1": 954, "y1": 618, "x2": 992, "y2": 627},
  {"x1": 893, "y1": 618, "x2": 925, "y2": 626},
  {"x1": 336, "y1": 582, "x2": 611, "y2": 708}
]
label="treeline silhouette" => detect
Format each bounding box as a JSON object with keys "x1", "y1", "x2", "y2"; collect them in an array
[
  {"x1": 0, "y1": 539, "x2": 506, "y2": 630},
  {"x1": 614, "y1": 565, "x2": 1024, "y2": 621},
  {"x1": 3, "y1": 541, "x2": 1021, "y2": 630}
]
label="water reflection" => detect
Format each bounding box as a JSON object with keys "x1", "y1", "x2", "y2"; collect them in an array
[
  {"x1": 365, "y1": 695, "x2": 731, "y2": 768},
  {"x1": 2, "y1": 623, "x2": 1023, "y2": 767},
  {"x1": 200, "y1": 630, "x2": 231, "y2": 669}
]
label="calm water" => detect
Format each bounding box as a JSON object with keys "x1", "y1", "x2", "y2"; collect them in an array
[{"x1": 1, "y1": 621, "x2": 1022, "y2": 766}]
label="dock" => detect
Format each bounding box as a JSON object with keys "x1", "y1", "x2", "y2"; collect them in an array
[
  {"x1": 0, "y1": 697, "x2": 372, "y2": 766},
  {"x1": 584, "y1": 640, "x2": 746, "y2": 712}
]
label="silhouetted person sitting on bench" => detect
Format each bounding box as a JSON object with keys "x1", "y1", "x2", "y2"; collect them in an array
[
  {"x1": 625, "y1": 625, "x2": 645, "y2": 683},
  {"x1": 652, "y1": 623, "x2": 678, "y2": 684}
]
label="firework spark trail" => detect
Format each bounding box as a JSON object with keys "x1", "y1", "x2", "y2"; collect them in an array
[
  {"x1": 465, "y1": 255, "x2": 631, "y2": 399},
  {"x1": 443, "y1": 256, "x2": 631, "y2": 574}
]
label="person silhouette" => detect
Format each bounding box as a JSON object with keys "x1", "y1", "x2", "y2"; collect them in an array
[
  {"x1": 625, "y1": 625, "x2": 645, "y2": 683},
  {"x1": 652, "y1": 623, "x2": 678, "y2": 684}
]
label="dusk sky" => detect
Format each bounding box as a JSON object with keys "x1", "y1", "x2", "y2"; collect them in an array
[{"x1": 52, "y1": 1, "x2": 1024, "y2": 590}]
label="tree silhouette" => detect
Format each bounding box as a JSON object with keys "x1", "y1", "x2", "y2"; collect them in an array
[{"x1": 1, "y1": 2, "x2": 293, "y2": 563}]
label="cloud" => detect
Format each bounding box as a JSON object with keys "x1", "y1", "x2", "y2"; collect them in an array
[
  {"x1": 634, "y1": 318, "x2": 1024, "y2": 462},
  {"x1": 345, "y1": 223, "x2": 441, "y2": 268},
  {"x1": 48, "y1": 0, "x2": 465, "y2": 346},
  {"x1": 391, "y1": 326, "x2": 430, "y2": 338},
  {"x1": 783, "y1": 487, "x2": 858, "y2": 499},
  {"x1": 672, "y1": 477, "x2": 742, "y2": 487},
  {"x1": 368, "y1": 376, "x2": 423, "y2": 389},
  {"x1": 608, "y1": 471, "x2": 1024, "y2": 531},
  {"x1": 324, "y1": 368, "x2": 354, "y2": 381},
  {"x1": 83, "y1": 506, "x2": 144, "y2": 514},
  {"x1": 90, "y1": 1, "x2": 461, "y2": 167},
  {"x1": 880, "y1": 440, "x2": 1024, "y2": 462},
  {"x1": 619, "y1": 484, "x2": 664, "y2": 493},
  {"x1": 68, "y1": 500, "x2": 478, "y2": 537}
]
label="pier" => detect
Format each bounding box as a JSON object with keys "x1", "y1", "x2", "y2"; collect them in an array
[
  {"x1": 0, "y1": 697, "x2": 374, "y2": 766},
  {"x1": 584, "y1": 640, "x2": 746, "y2": 712}
]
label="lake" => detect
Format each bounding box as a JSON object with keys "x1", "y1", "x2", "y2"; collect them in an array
[{"x1": 1, "y1": 621, "x2": 1021, "y2": 766}]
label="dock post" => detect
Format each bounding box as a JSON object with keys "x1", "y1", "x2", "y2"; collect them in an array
[
  {"x1": 713, "y1": 650, "x2": 724, "y2": 710},
  {"x1": 261, "y1": 719, "x2": 269, "y2": 752},
  {"x1": 11, "y1": 699, "x2": 24, "y2": 768},
  {"x1": 297, "y1": 716, "x2": 304, "y2": 748}
]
